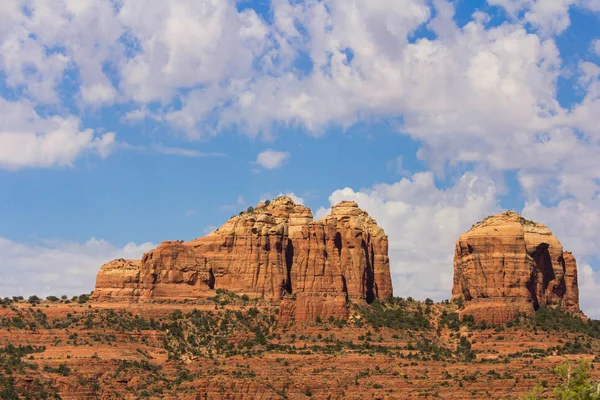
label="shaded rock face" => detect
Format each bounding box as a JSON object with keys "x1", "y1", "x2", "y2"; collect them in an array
[
  {"x1": 452, "y1": 211, "x2": 583, "y2": 324},
  {"x1": 92, "y1": 197, "x2": 392, "y2": 321}
]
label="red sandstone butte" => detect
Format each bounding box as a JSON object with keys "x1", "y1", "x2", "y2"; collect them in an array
[
  {"x1": 92, "y1": 196, "x2": 393, "y2": 321},
  {"x1": 452, "y1": 211, "x2": 584, "y2": 324}
]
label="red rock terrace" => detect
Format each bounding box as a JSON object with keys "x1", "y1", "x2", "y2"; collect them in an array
[
  {"x1": 452, "y1": 211, "x2": 584, "y2": 324},
  {"x1": 92, "y1": 196, "x2": 393, "y2": 322}
]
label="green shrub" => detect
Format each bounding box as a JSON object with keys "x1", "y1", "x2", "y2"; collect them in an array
[
  {"x1": 43, "y1": 363, "x2": 70, "y2": 376},
  {"x1": 523, "y1": 360, "x2": 600, "y2": 399},
  {"x1": 77, "y1": 294, "x2": 90, "y2": 304},
  {"x1": 532, "y1": 307, "x2": 600, "y2": 338},
  {"x1": 456, "y1": 336, "x2": 476, "y2": 362},
  {"x1": 360, "y1": 299, "x2": 430, "y2": 330}
]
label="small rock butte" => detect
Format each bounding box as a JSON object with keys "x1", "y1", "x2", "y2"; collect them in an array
[
  {"x1": 452, "y1": 211, "x2": 584, "y2": 324},
  {"x1": 92, "y1": 196, "x2": 393, "y2": 321}
]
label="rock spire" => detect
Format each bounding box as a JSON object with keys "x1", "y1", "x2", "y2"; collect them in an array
[{"x1": 92, "y1": 196, "x2": 393, "y2": 321}]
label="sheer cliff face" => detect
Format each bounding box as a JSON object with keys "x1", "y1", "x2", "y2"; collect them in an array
[
  {"x1": 452, "y1": 211, "x2": 583, "y2": 324},
  {"x1": 92, "y1": 197, "x2": 392, "y2": 321}
]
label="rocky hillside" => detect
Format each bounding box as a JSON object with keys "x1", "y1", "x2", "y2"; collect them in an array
[
  {"x1": 92, "y1": 196, "x2": 393, "y2": 322},
  {"x1": 452, "y1": 211, "x2": 583, "y2": 324},
  {"x1": 1, "y1": 296, "x2": 599, "y2": 399}
]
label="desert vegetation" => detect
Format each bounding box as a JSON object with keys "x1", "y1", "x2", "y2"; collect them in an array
[{"x1": 1, "y1": 295, "x2": 598, "y2": 398}]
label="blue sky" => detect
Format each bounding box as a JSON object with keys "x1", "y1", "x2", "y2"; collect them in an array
[
  {"x1": 1, "y1": 0, "x2": 600, "y2": 318},
  {"x1": 0, "y1": 120, "x2": 420, "y2": 245}
]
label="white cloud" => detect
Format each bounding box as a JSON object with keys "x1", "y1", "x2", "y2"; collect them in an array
[
  {"x1": 0, "y1": 99, "x2": 115, "y2": 170},
  {"x1": 582, "y1": 0, "x2": 600, "y2": 11},
  {"x1": 0, "y1": 0, "x2": 597, "y2": 183},
  {"x1": 0, "y1": 32, "x2": 69, "y2": 104},
  {"x1": 0, "y1": 1, "x2": 122, "y2": 169},
  {"x1": 256, "y1": 149, "x2": 290, "y2": 169},
  {"x1": 386, "y1": 156, "x2": 410, "y2": 176},
  {"x1": 152, "y1": 0, "x2": 598, "y2": 197},
  {"x1": 117, "y1": 0, "x2": 268, "y2": 104},
  {"x1": 81, "y1": 83, "x2": 118, "y2": 105},
  {"x1": 321, "y1": 172, "x2": 500, "y2": 301},
  {"x1": 314, "y1": 206, "x2": 330, "y2": 220},
  {"x1": 0, "y1": 0, "x2": 123, "y2": 104},
  {"x1": 593, "y1": 39, "x2": 600, "y2": 56},
  {"x1": 579, "y1": 263, "x2": 600, "y2": 319},
  {"x1": 0, "y1": 237, "x2": 154, "y2": 298},
  {"x1": 123, "y1": 108, "x2": 152, "y2": 122},
  {"x1": 488, "y1": 0, "x2": 575, "y2": 36},
  {"x1": 0, "y1": 0, "x2": 595, "y2": 150},
  {"x1": 165, "y1": 1, "x2": 552, "y2": 142},
  {"x1": 152, "y1": 144, "x2": 224, "y2": 157}
]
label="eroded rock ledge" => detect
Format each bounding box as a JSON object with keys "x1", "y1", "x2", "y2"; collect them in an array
[
  {"x1": 92, "y1": 196, "x2": 393, "y2": 322},
  {"x1": 452, "y1": 211, "x2": 584, "y2": 324}
]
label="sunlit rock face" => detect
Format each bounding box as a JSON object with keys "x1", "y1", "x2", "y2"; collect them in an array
[
  {"x1": 92, "y1": 196, "x2": 392, "y2": 322},
  {"x1": 452, "y1": 211, "x2": 583, "y2": 324}
]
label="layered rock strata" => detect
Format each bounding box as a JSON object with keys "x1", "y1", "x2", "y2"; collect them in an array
[
  {"x1": 92, "y1": 196, "x2": 393, "y2": 321},
  {"x1": 452, "y1": 211, "x2": 583, "y2": 324}
]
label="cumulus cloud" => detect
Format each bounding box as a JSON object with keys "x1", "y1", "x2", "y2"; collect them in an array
[
  {"x1": 0, "y1": 0, "x2": 123, "y2": 104},
  {"x1": 0, "y1": 0, "x2": 122, "y2": 170},
  {"x1": 81, "y1": 83, "x2": 118, "y2": 106},
  {"x1": 117, "y1": 0, "x2": 267, "y2": 104},
  {"x1": 256, "y1": 150, "x2": 290, "y2": 169},
  {"x1": 0, "y1": 237, "x2": 154, "y2": 298},
  {"x1": 489, "y1": 0, "x2": 575, "y2": 36},
  {"x1": 578, "y1": 263, "x2": 600, "y2": 319},
  {"x1": 0, "y1": 99, "x2": 115, "y2": 170},
  {"x1": 387, "y1": 156, "x2": 410, "y2": 176},
  {"x1": 111, "y1": 0, "x2": 599, "y2": 206},
  {"x1": 1, "y1": 0, "x2": 599, "y2": 181},
  {"x1": 593, "y1": 39, "x2": 600, "y2": 56}
]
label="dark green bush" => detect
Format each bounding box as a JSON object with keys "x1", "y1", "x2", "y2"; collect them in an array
[{"x1": 359, "y1": 299, "x2": 430, "y2": 330}]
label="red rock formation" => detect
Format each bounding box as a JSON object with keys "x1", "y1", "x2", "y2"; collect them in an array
[
  {"x1": 92, "y1": 196, "x2": 392, "y2": 321},
  {"x1": 452, "y1": 211, "x2": 584, "y2": 324},
  {"x1": 92, "y1": 259, "x2": 141, "y2": 300},
  {"x1": 562, "y1": 251, "x2": 581, "y2": 312}
]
